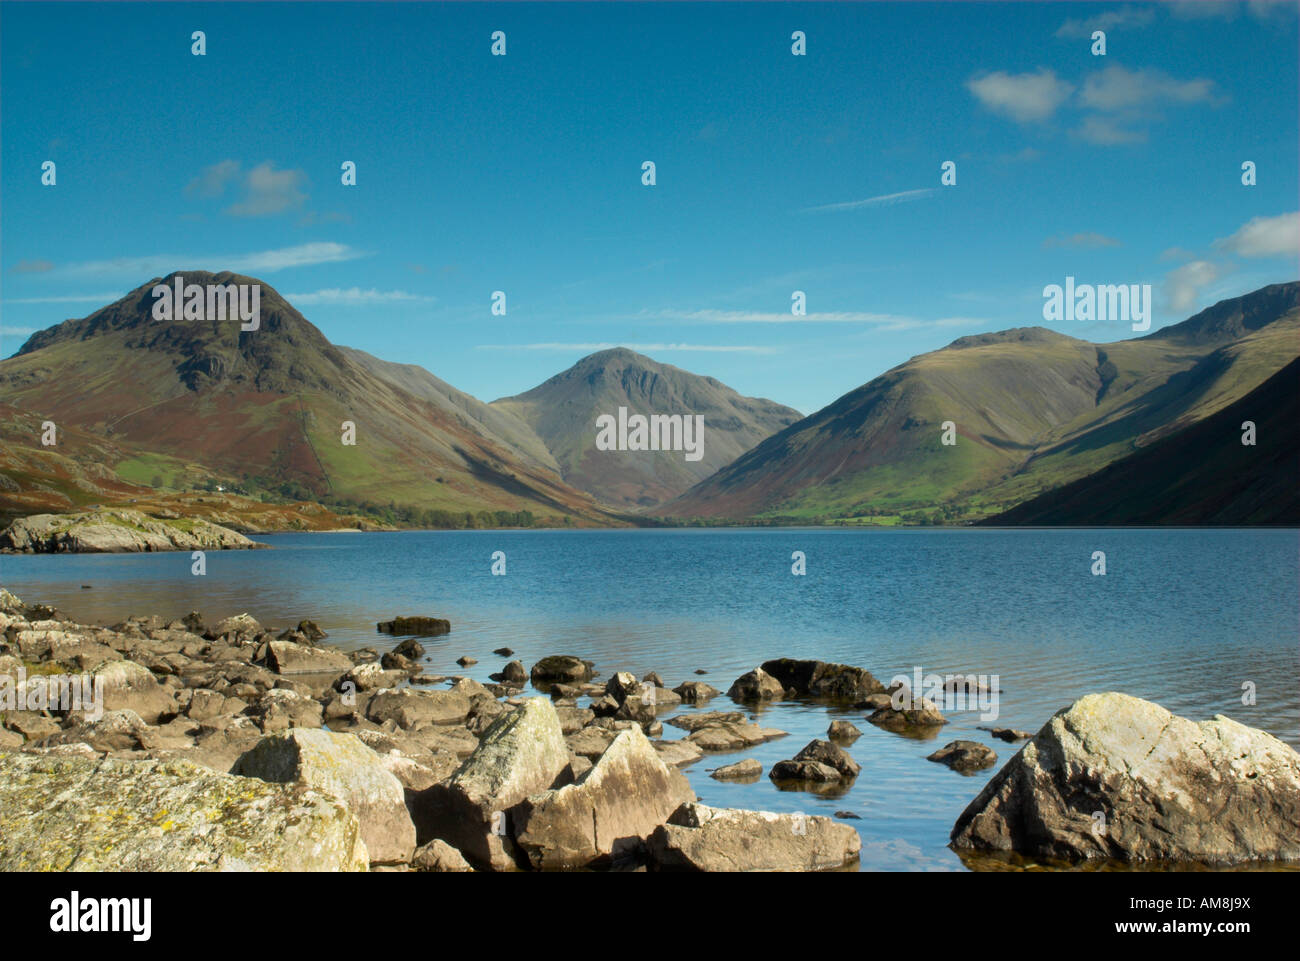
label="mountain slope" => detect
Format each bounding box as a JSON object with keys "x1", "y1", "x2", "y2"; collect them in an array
[
  {"x1": 666, "y1": 283, "x2": 1300, "y2": 522},
  {"x1": 491, "y1": 348, "x2": 802, "y2": 509},
  {"x1": 982, "y1": 357, "x2": 1300, "y2": 525},
  {"x1": 0, "y1": 272, "x2": 612, "y2": 524}
]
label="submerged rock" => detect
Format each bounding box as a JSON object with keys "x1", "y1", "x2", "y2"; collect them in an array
[
  {"x1": 376, "y1": 616, "x2": 450, "y2": 637},
  {"x1": 950, "y1": 692, "x2": 1300, "y2": 865}
]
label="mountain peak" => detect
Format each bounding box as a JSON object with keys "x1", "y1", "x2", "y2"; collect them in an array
[
  {"x1": 1145, "y1": 281, "x2": 1300, "y2": 345},
  {"x1": 945, "y1": 327, "x2": 1078, "y2": 350}
]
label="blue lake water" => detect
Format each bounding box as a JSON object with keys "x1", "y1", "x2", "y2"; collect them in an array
[{"x1": 3, "y1": 527, "x2": 1297, "y2": 871}]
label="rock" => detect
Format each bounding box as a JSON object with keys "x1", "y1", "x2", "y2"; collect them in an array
[
  {"x1": 927, "y1": 740, "x2": 997, "y2": 772},
  {"x1": 667, "y1": 710, "x2": 745, "y2": 732},
  {"x1": 297, "y1": 620, "x2": 327, "y2": 641},
  {"x1": 835, "y1": 810, "x2": 861, "y2": 820},
  {"x1": 212, "y1": 613, "x2": 262, "y2": 639},
  {"x1": 456, "y1": 655, "x2": 477, "y2": 667},
  {"x1": 857, "y1": 693, "x2": 894, "y2": 711},
  {"x1": 265, "y1": 641, "x2": 352, "y2": 676},
  {"x1": 642, "y1": 672, "x2": 665, "y2": 688},
  {"x1": 494, "y1": 660, "x2": 527, "y2": 685},
  {"x1": 567, "y1": 726, "x2": 619, "y2": 760},
  {"x1": 0, "y1": 509, "x2": 261, "y2": 554},
  {"x1": 411, "y1": 698, "x2": 571, "y2": 871},
  {"x1": 412, "y1": 839, "x2": 473, "y2": 872},
  {"x1": 41, "y1": 710, "x2": 157, "y2": 753},
  {"x1": 726, "y1": 667, "x2": 785, "y2": 702},
  {"x1": 555, "y1": 706, "x2": 595, "y2": 735},
  {"x1": 0, "y1": 753, "x2": 367, "y2": 870},
  {"x1": 950, "y1": 693, "x2": 1300, "y2": 865},
  {"x1": 694, "y1": 669, "x2": 708, "y2": 675},
  {"x1": 93, "y1": 659, "x2": 176, "y2": 723},
  {"x1": 868, "y1": 697, "x2": 947, "y2": 733},
  {"x1": 366, "y1": 689, "x2": 471, "y2": 729},
  {"x1": 181, "y1": 611, "x2": 206, "y2": 634},
  {"x1": 377, "y1": 616, "x2": 450, "y2": 637},
  {"x1": 530, "y1": 655, "x2": 595, "y2": 686},
  {"x1": 791, "y1": 739, "x2": 860, "y2": 778},
  {"x1": 828, "y1": 719, "x2": 862, "y2": 741},
  {"x1": 649, "y1": 803, "x2": 860, "y2": 872},
  {"x1": 514, "y1": 725, "x2": 696, "y2": 869},
  {"x1": 769, "y1": 759, "x2": 842, "y2": 783},
  {"x1": 653, "y1": 739, "x2": 705, "y2": 768},
  {"x1": 673, "y1": 681, "x2": 720, "y2": 703},
  {"x1": 710, "y1": 758, "x2": 762, "y2": 780},
  {"x1": 250, "y1": 688, "x2": 323, "y2": 732},
  {"x1": 381, "y1": 651, "x2": 418, "y2": 672},
  {"x1": 336, "y1": 662, "x2": 407, "y2": 693},
  {"x1": 761, "y1": 659, "x2": 885, "y2": 700},
  {"x1": 232, "y1": 729, "x2": 415, "y2": 865},
  {"x1": 392, "y1": 638, "x2": 425, "y2": 659},
  {"x1": 979, "y1": 726, "x2": 1032, "y2": 742},
  {"x1": 492, "y1": 647, "x2": 514, "y2": 657},
  {"x1": 685, "y1": 721, "x2": 787, "y2": 752}
]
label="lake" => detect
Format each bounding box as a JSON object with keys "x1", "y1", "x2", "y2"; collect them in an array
[{"x1": 3, "y1": 527, "x2": 1297, "y2": 871}]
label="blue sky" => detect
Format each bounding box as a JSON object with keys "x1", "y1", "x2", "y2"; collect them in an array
[{"x1": 3, "y1": 1, "x2": 1297, "y2": 414}]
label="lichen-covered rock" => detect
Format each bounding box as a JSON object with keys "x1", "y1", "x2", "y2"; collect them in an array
[
  {"x1": 950, "y1": 693, "x2": 1300, "y2": 865},
  {"x1": 412, "y1": 697, "x2": 571, "y2": 871},
  {"x1": 0, "y1": 753, "x2": 367, "y2": 871},
  {"x1": 514, "y1": 725, "x2": 696, "y2": 869},
  {"x1": 649, "y1": 803, "x2": 860, "y2": 872},
  {"x1": 232, "y1": 729, "x2": 415, "y2": 865}
]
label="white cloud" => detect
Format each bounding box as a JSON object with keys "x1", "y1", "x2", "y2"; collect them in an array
[
  {"x1": 226, "y1": 161, "x2": 308, "y2": 217},
  {"x1": 802, "y1": 188, "x2": 934, "y2": 213},
  {"x1": 967, "y1": 69, "x2": 1074, "y2": 123},
  {"x1": 1164, "y1": 260, "x2": 1222, "y2": 311},
  {"x1": 1214, "y1": 211, "x2": 1300, "y2": 258},
  {"x1": 1072, "y1": 115, "x2": 1146, "y2": 145},
  {"x1": 476, "y1": 342, "x2": 777, "y2": 354},
  {"x1": 3, "y1": 292, "x2": 125, "y2": 304},
  {"x1": 62, "y1": 242, "x2": 365, "y2": 277},
  {"x1": 1056, "y1": 6, "x2": 1157, "y2": 38},
  {"x1": 1079, "y1": 65, "x2": 1219, "y2": 111},
  {"x1": 186, "y1": 159, "x2": 241, "y2": 198},
  {"x1": 285, "y1": 288, "x2": 434, "y2": 305},
  {"x1": 0, "y1": 326, "x2": 38, "y2": 336}
]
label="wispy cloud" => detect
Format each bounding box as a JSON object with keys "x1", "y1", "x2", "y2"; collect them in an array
[
  {"x1": 1164, "y1": 260, "x2": 1223, "y2": 311},
  {"x1": 476, "y1": 342, "x2": 777, "y2": 354},
  {"x1": 802, "y1": 188, "x2": 934, "y2": 214},
  {"x1": 10, "y1": 259, "x2": 55, "y2": 274},
  {"x1": 628, "y1": 308, "x2": 986, "y2": 332},
  {"x1": 60, "y1": 242, "x2": 365, "y2": 277},
  {"x1": 3, "y1": 292, "x2": 125, "y2": 304},
  {"x1": 226, "y1": 161, "x2": 308, "y2": 217},
  {"x1": 1214, "y1": 211, "x2": 1299, "y2": 258},
  {"x1": 0, "y1": 326, "x2": 38, "y2": 337},
  {"x1": 967, "y1": 68, "x2": 1074, "y2": 123},
  {"x1": 1072, "y1": 115, "x2": 1147, "y2": 145},
  {"x1": 186, "y1": 159, "x2": 241, "y2": 198},
  {"x1": 1079, "y1": 65, "x2": 1220, "y2": 111},
  {"x1": 1043, "y1": 232, "x2": 1122, "y2": 249},
  {"x1": 285, "y1": 288, "x2": 434, "y2": 305},
  {"x1": 1055, "y1": 6, "x2": 1156, "y2": 38}
]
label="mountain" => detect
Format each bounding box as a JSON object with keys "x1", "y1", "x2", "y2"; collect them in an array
[
  {"x1": 490, "y1": 348, "x2": 802, "y2": 510},
  {"x1": 981, "y1": 358, "x2": 1300, "y2": 526},
  {"x1": 666, "y1": 283, "x2": 1300, "y2": 522},
  {"x1": 0, "y1": 272, "x2": 613, "y2": 525}
]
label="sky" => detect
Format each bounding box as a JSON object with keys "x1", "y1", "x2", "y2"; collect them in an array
[{"x1": 2, "y1": 0, "x2": 1298, "y2": 415}]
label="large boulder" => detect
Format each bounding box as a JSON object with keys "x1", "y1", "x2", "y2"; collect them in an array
[
  {"x1": 232, "y1": 729, "x2": 415, "y2": 865},
  {"x1": 514, "y1": 725, "x2": 696, "y2": 869},
  {"x1": 411, "y1": 698, "x2": 571, "y2": 870},
  {"x1": 950, "y1": 693, "x2": 1300, "y2": 865},
  {"x1": 0, "y1": 753, "x2": 367, "y2": 870},
  {"x1": 649, "y1": 803, "x2": 861, "y2": 872},
  {"x1": 93, "y1": 659, "x2": 177, "y2": 723},
  {"x1": 761, "y1": 659, "x2": 885, "y2": 700},
  {"x1": 366, "y1": 689, "x2": 471, "y2": 729},
  {"x1": 726, "y1": 667, "x2": 785, "y2": 703}
]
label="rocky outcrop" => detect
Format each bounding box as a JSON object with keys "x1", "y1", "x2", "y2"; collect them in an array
[
  {"x1": 232, "y1": 729, "x2": 415, "y2": 865},
  {"x1": 514, "y1": 725, "x2": 696, "y2": 869},
  {"x1": 376, "y1": 616, "x2": 450, "y2": 636},
  {"x1": 0, "y1": 510, "x2": 261, "y2": 553},
  {"x1": 649, "y1": 803, "x2": 860, "y2": 872},
  {"x1": 0, "y1": 753, "x2": 367, "y2": 870},
  {"x1": 950, "y1": 693, "x2": 1300, "y2": 865}
]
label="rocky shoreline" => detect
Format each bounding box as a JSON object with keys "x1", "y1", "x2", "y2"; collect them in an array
[{"x1": 1, "y1": 586, "x2": 1297, "y2": 871}]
